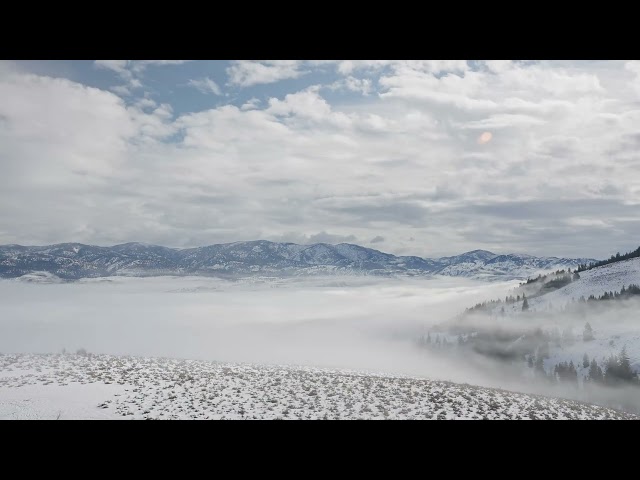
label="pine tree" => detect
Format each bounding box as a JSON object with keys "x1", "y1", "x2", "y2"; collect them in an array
[
  {"x1": 583, "y1": 353, "x2": 589, "y2": 369},
  {"x1": 604, "y1": 354, "x2": 619, "y2": 385},
  {"x1": 618, "y1": 346, "x2": 634, "y2": 381},
  {"x1": 588, "y1": 358, "x2": 603, "y2": 384},
  {"x1": 522, "y1": 295, "x2": 529, "y2": 312}
]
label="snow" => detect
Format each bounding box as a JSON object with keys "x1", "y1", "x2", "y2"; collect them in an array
[
  {"x1": 528, "y1": 257, "x2": 640, "y2": 309},
  {"x1": 0, "y1": 354, "x2": 634, "y2": 420},
  {"x1": 0, "y1": 384, "x2": 126, "y2": 420},
  {"x1": 479, "y1": 257, "x2": 640, "y2": 376}
]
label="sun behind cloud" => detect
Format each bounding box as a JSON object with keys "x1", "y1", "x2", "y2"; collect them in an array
[{"x1": 477, "y1": 131, "x2": 493, "y2": 145}]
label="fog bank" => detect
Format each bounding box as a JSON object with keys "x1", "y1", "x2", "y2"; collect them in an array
[{"x1": 0, "y1": 275, "x2": 516, "y2": 384}]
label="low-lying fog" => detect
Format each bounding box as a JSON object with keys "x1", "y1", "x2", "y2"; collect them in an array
[
  {"x1": 0, "y1": 275, "x2": 518, "y2": 385},
  {"x1": 4, "y1": 273, "x2": 639, "y2": 413}
]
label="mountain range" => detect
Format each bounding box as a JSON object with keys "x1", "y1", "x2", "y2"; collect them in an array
[{"x1": 0, "y1": 241, "x2": 597, "y2": 281}]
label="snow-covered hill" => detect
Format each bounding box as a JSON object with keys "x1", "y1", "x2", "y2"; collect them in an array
[
  {"x1": 528, "y1": 258, "x2": 640, "y2": 310},
  {"x1": 447, "y1": 256, "x2": 640, "y2": 387},
  {"x1": 522, "y1": 258, "x2": 640, "y2": 376},
  {"x1": 1, "y1": 354, "x2": 634, "y2": 420},
  {"x1": 0, "y1": 241, "x2": 595, "y2": 281}
]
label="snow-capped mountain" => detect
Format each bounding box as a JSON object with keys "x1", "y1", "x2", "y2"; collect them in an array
[
  {"x1": 441, "y1": 253, "x2": 592, "y2": 280},
  {"x1": 0, "y1": 240, "x2": 596, "y2": 281}
]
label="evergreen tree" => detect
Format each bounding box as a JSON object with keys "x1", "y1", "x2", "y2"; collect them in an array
[
  {"x1": 588, "y1": 358, "x2": 603, "y2": 384},
  {"x1": 583, "y1": 353, "x2": 589, "y2": 369},
  {"x1": 568, "y1": 361, "x2": 578, "y2": 386},
  {"x1": 522, "y1": 295, "x2": 529, "y2": 312},
  {"x1": 618, "y1": 346, "x2": 634, "y2": 382},
  {"x1": 604, "y1": 354, "x2": 619, "y2": 385}
]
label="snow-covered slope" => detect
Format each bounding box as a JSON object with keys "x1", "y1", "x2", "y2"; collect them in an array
[
  {"x1": 459, "y1": 257, "x2": 640, "y2": 379},
  {"x1": 528, "y1": 258, "x2": 640, "y2": 309},
  {"x1": 1, "y1": 354, "x2": 634, "y2": 420},
  {"x1": 527, "y1": 258, "x2": 640, "y2": 376},
  {"x1": 0, "y1": 241, "x2": 595, "y2": 281}
]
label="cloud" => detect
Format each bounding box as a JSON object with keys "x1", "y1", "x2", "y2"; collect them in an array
[
  {"x1": 132, "y1": 60, "x2": 189, "y2": 71},
  {"x1": 187, "y1": 77, "x2": 222, "y2": 95},
  {"x1": 370, "y1": 236, "x2": 385, "y2": 243},
  {"x1": 2, "y1": 60, "x2": 640, "y2": 259},
  {"x1": 241, "y1": 98, "x2": 261, "y2": 111},
  {"x1": 308, "y1": 231, "x2": 357, "y2": 244},
  {"x1": 267, "y1": 231, "x2": 358, "y2": 245},
  {"x1": 226, "y1": 60, "x2": 306, "y2": 87},
  {"x1": 110, "y1": 85, "x2": 132, "y2": 96},
  {"x1": 95, "y1": 60, "x2": 189, "y2": 75},
  {"x1": 95, "y1": 60, "x2": 130, "y2": 77},
  {"x1": 95, "y1": 60, "x2": 189, "y2": 93},
  {"x1": 134, "y1": 97, "x2": 157, "y2": 110},
  {"x1": 328, "y1": 76, "x2": 374, "y2": 95},
  {"x1": 328, "y1": 60, "x2": 469, "y2": 76}
]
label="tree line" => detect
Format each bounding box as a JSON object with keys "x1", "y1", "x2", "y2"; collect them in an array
[
  {"x1": 576, "y1": 245, "x2": 640, "y2": 272},
  {"x1": 531, "y1": 346, "x2": 638, "y2": 388},
  {"x1": 420, "y1": 325, "x2": 638, "y2": 388}
]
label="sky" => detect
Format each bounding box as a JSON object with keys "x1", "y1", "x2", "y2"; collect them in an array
[{"x1": 1, "y1": 60, "x2": 639, "y2": 259}]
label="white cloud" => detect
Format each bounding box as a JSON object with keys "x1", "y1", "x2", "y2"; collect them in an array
[
  {"x1": 463, "y1": 114, "x2": 546, "y2": 130},
  {"x1": 0, "y1": 72, "x2": 137, "y2": 177},
  {"x1": 94, "y1": 60, "x2": 189, "y2": 93},
  {"x1": 241, "y1": 98, "x2": 261, "y2": 111},
  {"x1": 132, "y1": 60, "x2": 190, "y2": 72},
  {"x1": 135, "y1": 97, "x2": 157, "y2": 110},
  {"x1": 187, "y1": 77, "x2": 222, "y2": 95},
  {"x1": 268, "y1": 231, "x2": 358, "y2": 245},
  {"x1": 624, "y1": 61, "x2": 640, "y2": 96},
  {"x1": 110, "y1": 85, "x2": 132, "y2": 96},
  {"x1": 328, "y1": 76, "x2": 374, "y2": 95},
  {"x1": 95, "y1": 60, "x2": 130, "y2": 76},
  {"x1": 226, "y1": 60, "x2": 306, "y2": 87}
]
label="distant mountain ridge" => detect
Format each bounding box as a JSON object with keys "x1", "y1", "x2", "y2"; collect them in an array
[{"x1": 0, "y1": 241, "x2": 597, "y2": 281}]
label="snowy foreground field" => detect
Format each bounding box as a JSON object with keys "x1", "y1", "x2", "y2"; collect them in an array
[{"x1": 0, "y1": 354, "x2": 636, "y2": 420}]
